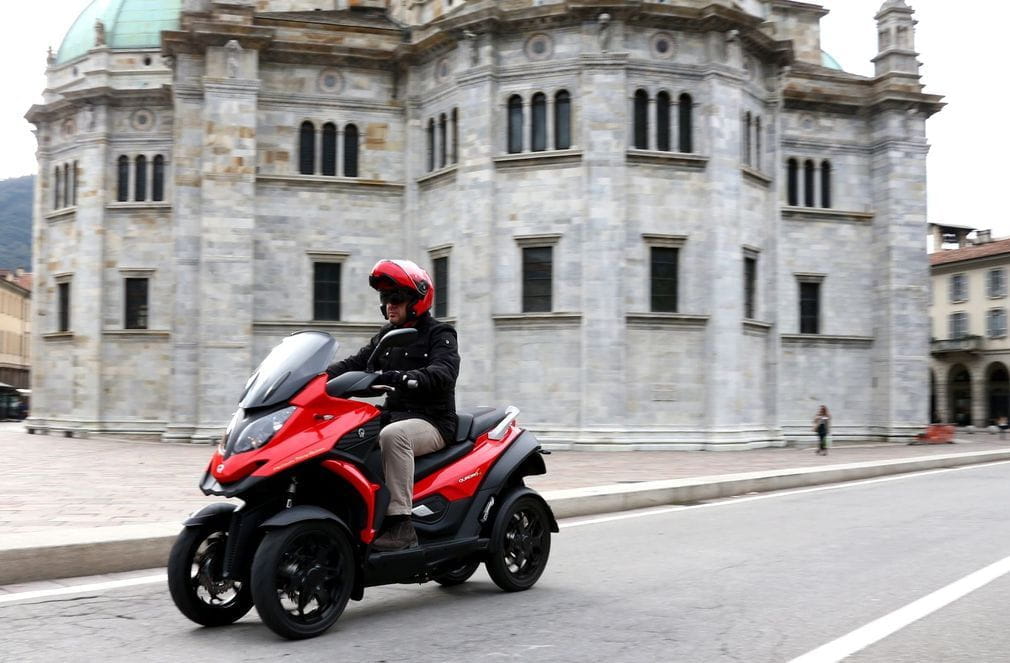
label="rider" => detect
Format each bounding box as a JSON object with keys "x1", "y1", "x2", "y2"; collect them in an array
[{"x1": 326, "y1": 259, "x2": 460, "y2": 551}]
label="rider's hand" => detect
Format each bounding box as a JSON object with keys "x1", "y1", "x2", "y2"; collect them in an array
[{"x1": 373, "y1": 370, "x2": 406, "y2": 388}]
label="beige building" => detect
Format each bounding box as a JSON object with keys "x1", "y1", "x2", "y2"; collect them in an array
[
  {"x1": 0, "y1": 269, "x2": 32, "y2": 390},
  {"x1": 930, "y1": 228, "x2": 1010, "y2": 427}
]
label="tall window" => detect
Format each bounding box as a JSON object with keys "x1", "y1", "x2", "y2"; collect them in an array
[
  {"x1": 433, "y1": 256, "x2": 449, "y2": 318},
  {"x1": 57, "y1": 281, "x2": 70, "y2": 332},
  {"x1": 821, "y1": 160, "x2": 832, "y2": 208},
  {"x1": 678, "y1": 93, "x2": 693, "y2": 153},
  {"x1": 656, "y1": 92, "x2": 671, "y2": 151},
  {"x1": 135, "y1": 156, "x2": 147, "y2": 202},
  {"x1": 152, "y1": 155, "x2": 165, "y2": 201},
  {"x1": 799, "y1": 282, "x2": 820, "y2": 334},
  {"x1": 803, "y1": 159, "x2": 815, "y2": 207},
  {"x1": 744, "y1": 255, "x2": 757, "y2": 319},
  {"x1": 299, "y1": 121, "x2": 315, "y2": 175},
  {"x1": 988, "y1": 269, "x2": 1006, "y2": 298},
  {"x1": 73, "y1": 161, "x2": 79, "y2": 206},
  {"x1": 344, "y1": 124, "x2": 359, "y2": 178},
  {"x1": 949, "y1": 312, "x2": 968, "y2": 339},
  {"x1": 650, "y1": 247, "x2": 679, "y2": 312},
  {"x1": 313, "y1": 262, "x2": 341, "y2": 321},
  {"x1": 743, "y1": 112, "x2": 752, "y2": 166},
  {"x1": 63, "y1": 163, "x2": 71, "y2": 209},
  {"x1": 451, "y1": 108, "x2": 459, "y2": 164},
  {"x1": 988, "y1": 309, "x2": 1007, "y2": 338},
  {"x1": 117, "y1": 155, "x2": 129, "y2": 201},
  {"x1": 507, "y1": 95, "x2": 523, "y2": 154},
  {"x1": 124, "y1": 278, "x2": 149, "y2": 330},
  {"x1": 53, "y1": 166, "x2": 62, "y2": 209},
  {"x1": 439, "y1": 114, "x2": 448, "y2": 168},
  {"x1": 754, "y1": 118, "x2": 761, "y2": 169},
  {"x1": 522, "y1": 246, "x2": 553, "y2": 313},
  {"x1": 786, "y1": 158, "x2": 799, "y2": 206},
  {"x1": 555, "y1": 90, "x2": 571, "y2": 150},
  {"x1": 427, "y1": 118, "x2": 435, "y2": 172},
  {"x1": 531, "y1": 93, "x2": 547, "y2": 152},
  {"x1": 633, "y1": 89, "x2": 649, "y2": 150},
  {"x1": 950, "y1": 273, "x2": 968, "y2": 303},
  {"x1": 322, "y1": 123, "x2": 337, "y2": 176}
]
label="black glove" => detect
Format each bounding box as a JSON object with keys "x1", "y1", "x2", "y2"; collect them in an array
[{"x1": 372, "y1": 370, "x2": 406, "y2": 388}]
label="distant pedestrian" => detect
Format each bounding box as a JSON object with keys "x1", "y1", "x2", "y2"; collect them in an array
[
  {"x1": 813, "y1": 405, "x2": 830, "y2": 455},
  {"x1": 999, "y1": 416, "x2": 1009, "y2": 441}
]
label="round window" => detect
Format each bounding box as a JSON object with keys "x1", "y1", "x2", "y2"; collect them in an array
[
  {"x1": 650, "y1": 32, "x2": 676, "y2": 59},
  {"x1": 525, "y1": 34, "x2": 553, "y2": 61},
  {"x1": 317, "y1": 69, "x2": 343, "y2": 94}
]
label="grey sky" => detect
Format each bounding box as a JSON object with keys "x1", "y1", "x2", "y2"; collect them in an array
[{"x1": 2, "y1": 1, "x2": 1006, "y2": 235}]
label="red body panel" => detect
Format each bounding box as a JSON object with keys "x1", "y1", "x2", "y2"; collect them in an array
[
  {"x1": 320, "y1": 460, "x2": 381, "y2": 543},
  {"x1": 413, "y1": 421, "x2": 520, "y2": 501}
]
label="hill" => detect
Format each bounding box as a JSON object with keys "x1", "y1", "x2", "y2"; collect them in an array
[{"x1": 0, "y1": 175, "x2": 34, "y2": 271}]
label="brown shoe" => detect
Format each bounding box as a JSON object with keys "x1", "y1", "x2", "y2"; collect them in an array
[{"x1": 372, "y1": 518, "x2": 418, "y2": 551}]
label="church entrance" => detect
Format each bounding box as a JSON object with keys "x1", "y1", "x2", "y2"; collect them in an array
[{"x1": 986, "y1": 362, "x2": 1010, "y2": 426}]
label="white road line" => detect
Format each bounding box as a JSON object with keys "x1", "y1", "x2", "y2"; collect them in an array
[
  {"x1": 0, "y1": 573, "x2": 165, "y2": 604},
  {"x1": 788, "y1": 553, "x2": 1010, "y2": 663}
]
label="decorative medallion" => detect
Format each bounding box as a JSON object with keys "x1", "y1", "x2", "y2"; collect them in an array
[
  {"x1": 435, "y1": 57, "x2": 451, "y2": 82},
  {"x1": 131, "y1": 108, "x2": 155, "y2": 131},
  {"x1": 650, "y1": 32, "x2": 676, "y2": 60},
  {"x1": 318, "y1": 69, "x2": 344, "y2": 94},
  {"x1": 525, "y1": 33, "x2": 554, "y2": 61}
]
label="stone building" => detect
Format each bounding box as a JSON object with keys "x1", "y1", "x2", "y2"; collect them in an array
[
  {"x1": 0, "y1": 269, "x2": 32, "y2": 391},
  {"x1": 26, "y1": 0, "x2": 942, "y2": 448}
]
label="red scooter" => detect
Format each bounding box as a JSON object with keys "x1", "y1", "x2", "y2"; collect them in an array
[{"x1": 167, "y1": 328, "x2": 556, "y2": 640}]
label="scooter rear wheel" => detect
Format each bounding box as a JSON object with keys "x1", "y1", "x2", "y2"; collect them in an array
[
  {"x1": 167, "y1": 524, "x2": 253, "y2": 627},
  {"x1": 251, "y1": 521, "x2": 355, "y2": 640},
  {"x1": 433, "y1": 559, "x2": 481, "y2": 587},
  {"x1": 486, "y1": 495, "x2": 552, "y2": 592}
]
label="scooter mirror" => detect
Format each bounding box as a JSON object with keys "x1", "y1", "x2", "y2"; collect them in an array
[{"x1": 366, "y1": 327, "x2": 419, "y2": 372}]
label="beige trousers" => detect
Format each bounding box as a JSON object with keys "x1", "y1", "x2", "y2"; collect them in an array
[{"x1": 379, "y1": 418, "x2": 445, "y2": 516}]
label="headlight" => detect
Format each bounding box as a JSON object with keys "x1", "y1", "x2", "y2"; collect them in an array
[{"x1": 232, "y1": 406, "x2": 296, "y2": 455}]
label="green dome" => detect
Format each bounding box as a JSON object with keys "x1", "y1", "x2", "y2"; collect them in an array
[
  {"x1": 56, "y1": 0, "x2": 182, "y2": 64},
  {"x1": 821, "y1": 50, "x2": 843, "y2": 71}
]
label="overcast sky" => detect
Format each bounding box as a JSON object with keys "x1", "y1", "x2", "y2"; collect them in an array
[{"x1": 2, "y1": 1, "x2": 1006, "y2": 235}]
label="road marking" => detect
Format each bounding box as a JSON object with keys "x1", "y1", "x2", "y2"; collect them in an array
[
  {"x1": 788, "y1": 553, "x2": 1010, "y2": 663},
  {"x1": 0, "y1": 573, "x2": 165, "y2": 604}
]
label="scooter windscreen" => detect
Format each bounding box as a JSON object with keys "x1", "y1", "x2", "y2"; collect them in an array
[{"x1": 239, "y1": 330, "x2": 338, "y2": 409}]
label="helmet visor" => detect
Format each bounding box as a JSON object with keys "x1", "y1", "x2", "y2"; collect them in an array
[{"x1": 379, "y1": 290, "x2": 410, "y2": 305}]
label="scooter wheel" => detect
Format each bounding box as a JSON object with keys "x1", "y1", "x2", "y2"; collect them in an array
[
  {"x1": 486, "y1": 495, "x2": 552, "y2": 592},
  {"x1": 433, "y1": 559, "x2": 481, "y2": 587},
  {"x1": 167, "y1": 524, "x2": 253, "y2": 627},
  {"x1": 251, "y1": 521, "x2": 355, "y2": 640}
]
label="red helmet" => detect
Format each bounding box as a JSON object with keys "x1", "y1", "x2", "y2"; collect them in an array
[{"x1": 369, "y1": 259, "x2": 434, "y2": 319}]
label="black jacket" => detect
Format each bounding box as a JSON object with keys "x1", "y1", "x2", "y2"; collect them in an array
[{"x1": 326, "y1": 313, "x2": 460, "y2": 444}]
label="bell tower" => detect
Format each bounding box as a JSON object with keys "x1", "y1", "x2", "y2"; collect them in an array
[{"x1": 873, "y1": 0, "x2": 919, "y2": 78}]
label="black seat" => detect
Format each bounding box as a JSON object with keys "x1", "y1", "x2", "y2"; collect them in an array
[{"x1": 412, "y1": 407, "x2": 511, "y2": 482}]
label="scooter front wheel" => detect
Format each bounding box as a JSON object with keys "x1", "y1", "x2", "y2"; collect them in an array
[
  {"x1": 167, "y1": 524, "x2": 253, "y2": 627},
  {"x1": 486, "y1": 494, "x2": 552, "y2": 592},
  {"x1": 251, "y1": 520, "x2": 355, "y2": 640}
]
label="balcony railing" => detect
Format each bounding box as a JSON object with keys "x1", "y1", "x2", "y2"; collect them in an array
[{"x1": 931, "y1": 335, "x2": 983, "y2": 355}]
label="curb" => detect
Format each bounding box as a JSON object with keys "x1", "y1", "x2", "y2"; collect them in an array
[{"x1": 2, "y1": 448, "x2": 1009, "y2": 586}]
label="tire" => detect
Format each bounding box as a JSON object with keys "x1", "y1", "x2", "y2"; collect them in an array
[
  {"x1": 167, "y1": 524, "x2": 253, "y2": 627},
  {"x1": 433, "y1": 559, "x2": 481, "y2": 587},
  {"x1": 250, "y1": 521, "x2": 356, "y2": 640},
  {"x1": 486, "y1": 495, "x2": 552, "y2": 592}
]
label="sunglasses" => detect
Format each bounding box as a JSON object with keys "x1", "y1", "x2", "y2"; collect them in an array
[{"x1": 380, "y1": 291, "x2": 409, "y2": 305}]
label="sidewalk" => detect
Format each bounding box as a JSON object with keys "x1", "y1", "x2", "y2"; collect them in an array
[{"x1": 2, "y1": 421, "x2": 1009, "y2": 585}]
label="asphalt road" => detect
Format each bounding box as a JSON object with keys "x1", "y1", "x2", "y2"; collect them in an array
[{"x1": 3, "y1": 462, "x2": 1010, "y2": 662}]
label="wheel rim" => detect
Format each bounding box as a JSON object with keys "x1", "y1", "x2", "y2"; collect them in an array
[
  {"x1": 273, "y1": 530, "x2": 348, "y2": 626},
  {"x1": 501, "y1": 508, "x2": 548, "y2": 580},
  {"x1": 190, "y1": 532, "x2": 243, "y2": 608}
]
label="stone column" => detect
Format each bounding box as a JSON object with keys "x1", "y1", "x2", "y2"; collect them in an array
[
  {"x1": 971, "y1": 372, "x2": 987, "y2": 428},
  {"x1": 647, "y1": 96, "x2": 657, "y2": 150},
  {"x1": 546, "y1": 96, "x2": 555, "y2": 150}
]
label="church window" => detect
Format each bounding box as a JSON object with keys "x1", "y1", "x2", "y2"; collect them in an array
[
  {"x1": 555, "y1": 90, "x2": 571, "y2": 150},
  {"x1": 678, "y1": 93, "x2": 694, "y2": 153},
  {"x1": 135, "y1": 156, "x2": 147, "y2": 202},
  {"x1": 322, "y1": 123, "x2": 337, "y2": 176},
  {"x1": 343, "y1": 124, "x2": 359, "y2": 178},
  {"x1": 299, "y1": 121, "x2": 315, "y2": 175},
  {"x1": 744, "y1": 254, "x2": 758, "y2": 319},
  {"x1": 799, "y1": 281, "x2": 820, "y2": 334},
  {"x1": 786, "y1": 158, "x2": 798, "y2": 206},
  {"x1": 988, "y1": 309, "x2": 1007, "y2": 338},
  {"x1": 313, "y1": 262, "x2": 341, "y2": 321},
  {"x1": 53, "y1": 166, "x2": 61, "y2": 210},
  {"x1": 531, "y1": 93, "x2": 547, "y2": 152},
  {"x1": 72, "y1": 161, "x2": 79, "y2": 206},
  {"x1": 755, "y1": 118, "x2": 762, "y2": 169},
  {"x1": 117, "y1": 156, "x2": 129, "y2": 202},
  {"x1": 57, "y1": 281, "x2": 71, "y2": 332},
  {"x1": 650, "y1": 247, "x2": 679, "y2": 313},
  {"x1": 633, "y1": 89, "x2": 648, "y2": 150},
  {"x1": 507, "y1": 95, "x2": 523, "y2": 154},
  {"x1": 522, "y1": 246, "x2": 553, "y2": 313},
  {"x1": 427, "y1": 118, "x2": 435, "y2": 172},
  {"x1": 657, "y1": 92, "x2": 671, "y2": 151},
  {"x1": 803, "y1": 159, "x2": 815, "y2": 207},
  {"x1": 433, "y1": 255, "x2": 449, "y2": 318},
  {"x1": 820, "y1": 159, "x2": 832, "y2": 208},
  {"x1": 63, "y1": 163, "x2": 71, "y2": 209},
  {"x1": 124, "y1": 278, "x2": 149, "y2": 329},
  {"x1": 949, "y1": 311, "x2": 968, "y2": 339},
  {"x1": 743, "y1": 112, "x2": 752, "y2": 166},
  {"x1": 451, "y1": 108, "x2": 459, "y2": 164},
  {"x1": 439, "y1": 113, "x2": 448, "y2": 168},
  {"x1": 152, "y1": 155, "x2": 165, "y2": 201}
]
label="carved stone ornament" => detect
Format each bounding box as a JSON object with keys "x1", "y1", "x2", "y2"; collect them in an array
[
  {"x1": 525, "y1": 33, "x2": 553, "y2": 62},
  {"x1": 95, "y1": 19, "x2": 106, "y2": 47},
  {"x1": 80, "y1": 104, "x2": 95, "y2": 131},
  {"x1": 225, "y1": 39, "x2": 242, "y2": 78},
  {"x1": 47, "y1": 46, "x2": 55, "y2": 65},
  {"x1": 463, "y1": 29, "x2": 479, "y2": 66},
  {"x1": 597, "y1": 13, "x2": 612, "y2": 53}
]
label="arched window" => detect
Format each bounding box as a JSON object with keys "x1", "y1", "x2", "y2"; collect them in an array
[
  {"x1": 507, "y1": 95, "x2": 523, "y2": 154},
  {"x1": 63, "y1": 163, "x2": 71, "y2": 209},
  {"x1": 743, "y1": 112, "x2": 752, "y2": 166},
  {"x1": 427, "y1": 118, "x2": 435, "y2": 172},
  {"x1": 53, "y1": 166, "x2": 61, "y2": 209},
  {"x1": 803, "y1": 159, "x2": 815, "y2": 207},
  {"x1": 451, "y1": 108, "x2": 459, "y2": 164},
  {"x1": 135, "y1": 155, "x2": 147, "y2": 201},
  {"x1": 72, "y1": 161, "x2": 79, "y2": 206},
  {"x1": 555, "y1": 90, "x2": 571, "y2": 150},
  {"x1": 633, "y1": 89, "x2": 649, "y2": 150},
  {"x1": 755, "y1": 117, "x2": 762, "y2": 169},
  {"x1": 152, "y1": 155, "x2": 165, "y2": 202},
  {"x1": 786, "y1": 158, "x2": 798, "y2": 206},
  {"x1": 343, "y1": 124, "x2": 359, "y2": 178},
  {"x1": 117, "y1": 156, "x2": 129, "y2": 202},
  {"x1": 299, "y1": 121, "x2": 315, "y2": 175},
  {"x1": 531, "y1": 93, "x2": 547, "y2": 152},
  {"x1": 439, "y1": 113, "x2": 447, "y2": 168},
  {"x1": 821, "y1": 160, "x2": 832, "y2": 208},
  {"x1": 678, "y1": 93, "x2": 693, "y2": 153},
  {"x1": 656, "y1": 92, "x2": 671, "y2": 151},
  {"x1": 321, "y1": 123, "x2": 337, "y2": 176}
]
